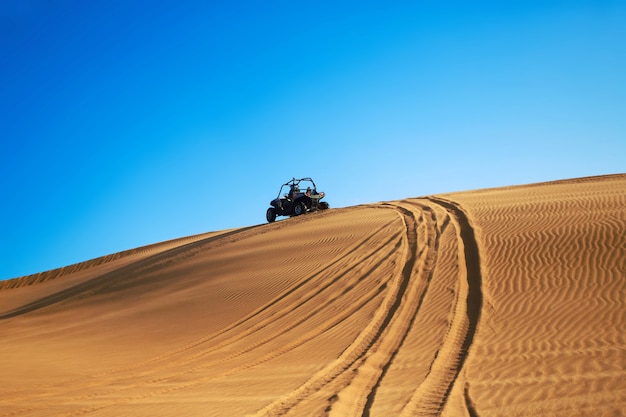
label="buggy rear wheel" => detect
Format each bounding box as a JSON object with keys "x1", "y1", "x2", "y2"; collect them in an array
[{"x1": 266, "y1": 207, "x2": 276, "y2": 223}]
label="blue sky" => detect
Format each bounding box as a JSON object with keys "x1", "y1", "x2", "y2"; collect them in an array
[{"x1": 1, "y1": 1, "x2": 624, "y2": 280}]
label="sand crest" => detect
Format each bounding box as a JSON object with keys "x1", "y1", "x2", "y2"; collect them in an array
[{"x1": 1, "y1": 174, "x2": 624, "y2": 416}]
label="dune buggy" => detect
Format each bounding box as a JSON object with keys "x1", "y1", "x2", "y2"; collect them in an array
[{"x1": 266, "y1": 177, "x2": 329, "y2": 223}]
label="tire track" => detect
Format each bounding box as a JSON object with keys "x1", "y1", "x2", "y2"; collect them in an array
[
  {"x1": 398, "y1": 197, "x2": 482, "y2": 416},
  {"x1": 251, "y1": 203, "x2": 424, "y2": 417},
  {"x1": 327, "y1": 202, "x2": 440, "y2": 417}
]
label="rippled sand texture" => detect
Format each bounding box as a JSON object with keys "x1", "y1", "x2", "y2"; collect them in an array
[{"x1": 1, "y1": 174, "x2": 624, "y2": 417}]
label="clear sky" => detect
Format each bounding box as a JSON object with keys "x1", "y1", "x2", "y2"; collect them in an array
[{"x1": 1, "y1": 1, "x2": 624, "y2": 280}]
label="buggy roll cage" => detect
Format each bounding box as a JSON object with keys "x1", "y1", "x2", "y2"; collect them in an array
[{"x1": 276, "y1": 177, "x2": 318, "y2": 199}]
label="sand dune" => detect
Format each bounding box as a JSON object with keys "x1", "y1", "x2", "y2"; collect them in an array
[{"x1": 1, "y1": 174, "x2": 624, "y2": 417}]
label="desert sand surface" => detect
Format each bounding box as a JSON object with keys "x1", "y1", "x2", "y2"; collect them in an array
[{"x1": 1, "y1": 174, "x2": 624, "y2": 417}]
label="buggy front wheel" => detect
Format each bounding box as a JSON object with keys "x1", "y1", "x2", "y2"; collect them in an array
[
  {"x1": 266, "y1": 207, "x2": 276, "y2": 223},
  {"x1": 293, "y1": 202, "x2": 306, "y2": 216}
]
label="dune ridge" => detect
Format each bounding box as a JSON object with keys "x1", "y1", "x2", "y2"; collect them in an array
[
  {"x1": 0, "y1": 174, "x2": 624, "y2": 416},
  {"x1": 0, "y1": 230, "x2": 228, "y2": 290}
]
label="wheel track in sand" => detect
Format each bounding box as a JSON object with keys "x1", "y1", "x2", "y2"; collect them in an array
[
  {"x1": 396, "y1": 197, "x2": 483, "y2": 417},
  {"x1": 326, "y1": 201, "x2": 441, "y2": 417},
  {"x1": 250, "y1": 196, "x2": 484, "y2": 417},
  {"x1": 251, "y1": 202, "x2": 430, "y2": 417}
]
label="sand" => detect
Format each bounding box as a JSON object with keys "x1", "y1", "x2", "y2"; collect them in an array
[{"x1": 1, "y1": 174, "x2": 624, "y2": 417}]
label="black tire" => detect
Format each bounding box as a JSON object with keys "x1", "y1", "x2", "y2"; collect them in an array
[
  {"x1": 266, "y1": 207, "x2": 276, "y2": 223},
  {"x1": 319, "y1": 201, "x2": 330, "y2": 210},
  {"x1": 293, "y1": 202, "x2": 306, "y2": 216}
]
